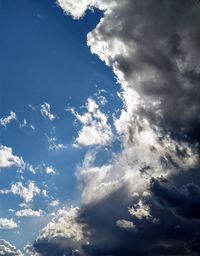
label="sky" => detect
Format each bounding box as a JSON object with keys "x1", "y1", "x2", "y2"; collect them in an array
[{"x1": 0, "y1": 0, "x2": 200, "y2": 255}]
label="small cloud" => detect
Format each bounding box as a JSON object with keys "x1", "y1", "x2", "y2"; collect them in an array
[
  {"x1": 0, "y1": 218, "x2": 18, "y2": 229},
  {"x1": 0, "y1": 111, "x2": 17, "y2": 127},
  {"x1": 116, "y1": 219, "x2": 137, "y2": 231},
  {"x1": 19, "y1": 118, "x2": 27, "y2": 128},
  {"x1": 40, "y1": 102, "x2": 56, "y2": 120},
  {"x1": 0, "y1": 145, "x2": 25, "y2": 169},
  {"x1": 49, "y1": 199, "x2": 60, "y2": 207},
  {"x1": 15, "y1": 209, "x2": 43, "y2": 217},
  {"x1": 128, "y1": 200, "x2": 153, "y2": 220},
  {"x1": 0, "y1": 181, "x2": 41, "y2": 204},
  {"x1": 71, "y1": 98, "x2": 113, "y2": 147},
  {"x1": 45, "y1": 166, "x2": 56, "y2": 175},
  {"x1": 47, "y1": 137, "x2": 67, "y2": 151}
]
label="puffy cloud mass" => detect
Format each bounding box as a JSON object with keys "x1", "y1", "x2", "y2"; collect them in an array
[
  {"x1": 40, "y1": 102, "x2": 56, "y2": 120},
  {"x1": 0, "y1": 218, "x2": 18, "y2": 230},
  {"x1": 0, "y1": 239, "x2": 22, "y2": 256},
  {"x1": 32, "y1": 0, "x2": 200, "y2": 255},
  {"x1": 0, "y1": 146, "x2": 25, "y2": 169},
  {"x1": 71, "y1": 98, "x2": 113, "y2": 146},
  {"x1": 0, "y1": 181, "x2": 41, "y2": 203}
]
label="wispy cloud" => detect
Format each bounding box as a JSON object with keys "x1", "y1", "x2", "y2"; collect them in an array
[{"x1": 0, "y1": 111, "x2": 17, "y2": 127}]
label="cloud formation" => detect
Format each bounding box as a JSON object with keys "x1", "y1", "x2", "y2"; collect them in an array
[
  {"x1": 0, "y1": 146, "x2": 25, "y2": 169},
  {"x1": 0, "y1": 218, "x2": 18, "y2": 230},
  {"x1": 15, "y1": 208, "x2": 43, "y2": 217},
  {"x1": 0, "y1": 111, "x2": 17, "y2": 127},
  {"x1": 40, "y1": 102, "x2": 56, "y2": 120},
  {"x1": 0, "y1": 239, "x2": 22, "y2": 256},
  {"x1": 31, "y1": 0, "x2": 200, "y2": 255},
  {"x1": 0, "y1": 181, "x2": 41, "y2": 204},
  {"x1": 71, "y1": 98, "x2": 113, "y2": 146}
]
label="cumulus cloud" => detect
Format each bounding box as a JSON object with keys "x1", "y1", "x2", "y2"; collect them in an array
[
  {"x1": 32, "y1": 207, "x2": 88, "y2": 255},
  {"x1": 0, "y1": 181, "x2": 41, "y2": 203},
  {"x1": 0, "y1": 218, "x2": 18, "y2": 230},
  {"x1": 40, "y1": 102, "x2": 56, "y2": 120},
  {"x1": 0, "y1": 239, "x2": 22, "y2": 256},
  {"x1": 0, "y1": 146, "x2": 25, "y2": 169},
  {"x1": 70, "y1": 98, "x2": 113, "y2": 146},
  {"x1": 0, "y1": 111, "x2": 17, "y2": 127},
  {"x1": 15, "y1": 208, "x2": 43, "y2": 217}
]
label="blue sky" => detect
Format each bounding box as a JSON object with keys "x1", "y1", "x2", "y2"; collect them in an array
[{"x1": 0, "y1": 0, "x2": 121, "y2": 249}]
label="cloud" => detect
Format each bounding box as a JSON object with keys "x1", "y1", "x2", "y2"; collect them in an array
[
  {"x1": 116, "y1": 219, "x2": 137, "y2": 231},
  {"x1": 32, "y1": 207, "x2": 88, "y2": 255},
  {"x1": 0, "y1": 218, "x2": 18, "y2": 230},
  {"x1": 0, "y1": 146, "x2": 25, "y2": 169},
  {"x1": 49, "y1": 199, "x2": 60, "y2": 207},
  {"x1": 151, "y1": 177, "x2": 200, "y2": 221},
  {"x1": 31, "y1": 0, "x2": 200, "y2": 255},
  {"x1": 71, "y1": 98, "x2": 113, "y2": 146},
  {"x1": 15, "y1": 208, "x2": 43, "y2": 217},
  {"x1": 128, "y1": 200, "x2": 153, "y2": 220},
  {"x1": 40, "y1": 102, "x2": 56, "y2": 120},
  {"x1": 0, "y1": 239, "x2": 22, "y2": 256},
  {"x1": 45, "y1": 166, "x2": 56, "y2": 175},
  {"x1": 47, "y1": 137, "x2": 66, "y2": 151},
  {"x1": 0, "y1": 181, "x2": 41, "y2": 203},
  {"x1": 0, "y1": 111, "x2": 17, "y2": 127}
]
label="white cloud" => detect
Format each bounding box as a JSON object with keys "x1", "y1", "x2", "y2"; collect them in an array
[
  {"x1": 0, "y1": 239, "x2": 22, "y2": 256},
  {"x1": 0, "y1": 181, "x2": 41, "y2": 203},
  {"x1": 0, "y1": 146, "x2": 25, "y2": 169},
  {"x1": 71, "y1": 98, "x2": 113, "y2": 146},
  {"x1": 116, "y1": 219, "x2": 137, "y2": 231},
  {"x1": 49, "y1": 199, "x2": 60, "y2": 207},
  {"x1": 0, "y1": 218, "x2": 18, "y2": 229},
  {"x1": 37, "y1": 206, "x2": 88, "y2": 243},
  {"x1": 128, "y1": 200, "x2": 153, "y2": 220},
  {"x1": 40, "y1": 102, "x2": 56, "y2": 120},
  {"x1": 15, "y1": 209, "x2": 43, "y2": 217},
  {"x1": 19, "y1": 118, "x2": 27, "y2": 128},
  {"x1": 45, "y1": 166, "x2": 56, "y2": 175},
  {"x1": 0, "y1": 111, "x2": 17, "y2": 127},
  {"x1": 47, "y1": 137, "x2": 66, "y2": 151}
]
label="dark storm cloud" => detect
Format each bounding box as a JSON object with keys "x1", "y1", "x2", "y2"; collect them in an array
[
  {"x1": 32, "y1": 179, "x2": 200, "y2": 256},
  {"x1": 151, "y1": 177, "x2": 200, "y2": 220},
  {"x1": 88, "y1": 0, "x2": 200, "y2": 143}
]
